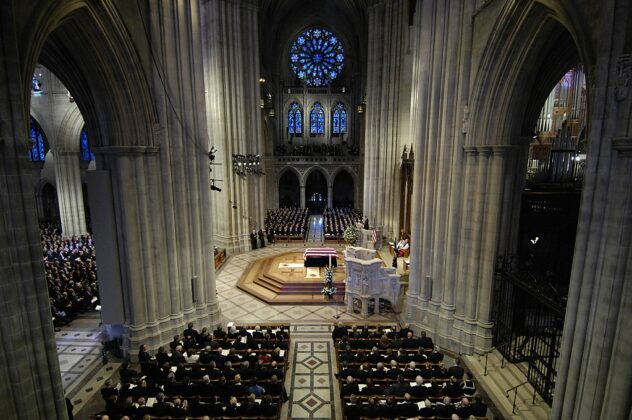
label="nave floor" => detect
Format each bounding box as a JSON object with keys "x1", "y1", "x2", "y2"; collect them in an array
[{"x1": 59, "y1": 244, "x2": 400, "y2": 418}]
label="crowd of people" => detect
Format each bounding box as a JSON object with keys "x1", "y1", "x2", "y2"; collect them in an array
[
  {"x1": 333, "y1": 324, "x2": 488, "y2": 419},
  {"x1": 275, "y1": 143, "x2": 345, "y2": 157},
  {"x1": 264, "y1": 207, "x2": 308, "y2": 239},
  {"x1": 40, "y1": 221, "x2": 99, "y2": 327},
  {"x1": 97, "y1": 323, "x2": 289, "y2": 420},
  {"x1": 324, "y1": 207, "x2": 363, "y2": 238}
]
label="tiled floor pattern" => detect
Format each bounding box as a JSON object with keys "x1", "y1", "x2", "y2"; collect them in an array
[
  {"x1": 217, "y1": 245, "x2": 399, "y2": 325},
  {"x1": 56, "y1": 312, "x2": 121, "y2": 417},
  {"x1": 283, "y1": 324, "x2": 342, "y2": 420}
]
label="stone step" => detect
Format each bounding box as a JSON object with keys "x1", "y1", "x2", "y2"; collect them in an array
[{"x1": 463, "y1": 351, "x2": 551, "y2": 420}]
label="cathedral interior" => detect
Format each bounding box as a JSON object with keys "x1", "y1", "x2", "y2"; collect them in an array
[{"x1": 1, "y1": 0, "x2": 631, "y2": 419}]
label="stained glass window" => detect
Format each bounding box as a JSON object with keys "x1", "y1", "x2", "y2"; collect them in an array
[
  {"x1": 80, "y1": 127, "x2": 95, "y2": 161},
  {"x1": 32, "y1": 75, "x2": 43, "y2": 94},
  {"x1": 332, "y1": 101, "x2": 347, "y2": 134},
  {"x1": 290, "y1": 28, "x2": 344, "y2": 87},
  {"x1": 28, "y1": 117, "x2": 47, "y2": 162},
  {"x1": 310, "y1": 102, "x2": 325, "y2": 134},
  {"x1": 288, "y1": 101, "x2": 303, "y2": 136}
]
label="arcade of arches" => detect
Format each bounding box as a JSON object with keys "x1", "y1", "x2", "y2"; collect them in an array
[{"x1": 1, "y1": 1, "x2": 632, "y2": 419}]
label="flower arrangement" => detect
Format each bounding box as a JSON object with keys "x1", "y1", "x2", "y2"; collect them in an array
[
  {"x1": 343, "y1": 225, "x2": 359, "y2": 246},
  {"x1": 321, "y1": 266, "x2": 337, "y2": 298}
]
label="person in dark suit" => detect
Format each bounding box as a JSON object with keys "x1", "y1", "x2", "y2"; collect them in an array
[
  {"x1": 183, "y1": 322, "x2": 199, "y2": 342},
  {"x1": 231, "y1": 374, "x2": 249, "y2": 397},
  {"x1": 471, "y1": 394, "x2": 488, "y2": 416},
  {"x1": 386, "y1": 374, "x2": 410, "y2": 397},
  {"x1": 398, "y1": 393, "x2": 420, "y2": 418},
  {"x1": 403, "y1": 331, "x2": 420, "y2": 349},
  {"x1": 138, "y1": 344, "x2": 151, "y2": 364},
  {"x1": 363, "y1": 397, "x2": 380, "y2": 418},
  {"x1": 378, "y1": 396, "x2": 399, "y2": 418},
  {"x1": 448, "y1": 359, "x2": 465, "y2": 380},
  {"x1": 443, "y1": 376, "x2": 463, "y2": 398},
  {"x1": 409, "y1": 375, "x2": 429, "y2": 399},
  {"x1": 150, "y1": 393, "x2": 171, "y2": 417},
  {"x1": 427, "y1": 345, "x2": 444, "y2": 363},
  {"x1": 418, "y1": 398, "x2": 435, "y2": 417},
  {"x1": 342, "y1": 376, "x2": 360, "y2": 396},
  {"x1": 434, "y1": 396, "x2": 456, "y2": 418},
  {"x1": 258, "y1": 228, "x2": 266, "y2": 248},
  {"x1": 361, "y1": 378, "x2": 383, "y2": 396},
  {"x1": 250, "y1": 230, "x2": 258, "y2": 250},
  {"x1": 461, "y1": 372, "x2": 477, "y2": 397},
  {"x1": 344, "y1": 394, "x2": 363, "y2": 420},
  {"x1": 418, "y1": 331, "x2": 433, "y2": 349},
  {"x1": 333, "y1": 322, "x2": 349, "y2": 340},
  {"x1": 456, "y1": 397, "x2": 474, "y2": 418},
  {"x1": 367, "y1": 346, "x2": 384, "y2": 364},
  {"x1": 155, "y1": 346, "x2": 170, "y2": 365}
]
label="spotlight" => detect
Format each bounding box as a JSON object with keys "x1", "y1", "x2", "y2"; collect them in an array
[{"x1": 211, "y1": 185, "x2": 222, "y2": 192}]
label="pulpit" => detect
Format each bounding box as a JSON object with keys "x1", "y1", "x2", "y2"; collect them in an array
[{"x1": 344, "y1": 246, "x2": 400, "y2": 318}]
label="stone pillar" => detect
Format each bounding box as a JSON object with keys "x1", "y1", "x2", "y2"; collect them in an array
[
  {"x1": 300, "y1": 185, "x2": 306, "y2": 208},
  {"x1": 54, "y1": 150, "x2": 87, "y2": 237},
  {"x1": 327, "y1": 184, "x2": 333, "y2": 209},
  {"x1": 404, "y1": 0, "x2": 473, "y2": 349},
  {"x1": 551, "y1": 57, "x2": 632, "y2": 420},
  {"x1": 203, "y1": 0, "x2": 265, "y2": 253},
  {"x1": 0, "y1": 6, "x2": 67, "y2": 417},
  {"x1": 362, "y1": 0, "x2": 409, "y2": 239},
  {"x1": 93, "y1": 0, "x2": 221, "y2": 355}
]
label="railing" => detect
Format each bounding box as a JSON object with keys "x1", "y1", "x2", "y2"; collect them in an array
[
  {"x1": 505, "y1": 380, "x2": 537, "y2": 414},
  {"x1": 492, "y1": 256, "x2": 565, "y2": 405},
  {"x1": 473, "y1": 338, "x2": 513, "y2": 376}
]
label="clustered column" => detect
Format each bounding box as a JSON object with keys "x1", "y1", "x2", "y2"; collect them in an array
[
  {"x1": 362, "y1": 0, "x2": 409, "y2": 238},
  {"x1": 203, "y1": 0, "x2": 265, "y2": 254},
  {"x1": 404, "y1": 0, "x2": 477, "y2": 351},
  {"x1": 54, "y1": 149, "x2": 87, "y2": 237}
]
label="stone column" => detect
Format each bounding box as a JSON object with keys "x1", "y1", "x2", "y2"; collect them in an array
[
  {"x1": 404, "y1": 0, "x2": 473, "y2": 348},
  {"x1": 327, "y1": 184, "x2": 333, "y2": 209},
  {"x1": 93, "y1": 0, "x2": 221, "y2": 355},
  {"x1": 300, "y1": 185, "x2": 306, "y2": 208},
  {"x1": 54, "y1": 150, "x2": 87, "y2": 237},
  {"x1": 203, "y1": 0, "x2": 265, "y2": 253},
  {"x1": 0, "y1": 7, "x2": 67, "y2": 417},
  {"x1": 362, "y1": 0, "x2": 409, "y2": 239}
]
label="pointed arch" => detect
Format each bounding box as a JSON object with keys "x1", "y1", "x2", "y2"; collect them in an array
[
  {"x1": 332, "y1": 101, "x2": 347, "y2": 135},
  {"x1": 288, "y1": 101, "x2": 303, "y2": 136},
  {"x1": 310, "y1": 102, "x2": 325, "y2": 134}
]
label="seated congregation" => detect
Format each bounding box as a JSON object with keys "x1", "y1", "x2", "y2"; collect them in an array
[
  {"x1": 94, "y1": 323, "x2": 290, "y2": 420},
  {"x1": 41, "y1": 221, "x2": 100, "y2": 327},
  {"x1": 324, "y1": 207, "x2": 363, "y2": 240},
  {"x1": 264, "y1": 207, "x2": 308, "y2": 241},
  {"x1": 333, "y1": 323, "x2": 488, "y2": 419}
]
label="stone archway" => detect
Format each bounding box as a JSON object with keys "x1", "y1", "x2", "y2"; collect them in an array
[
  {"x1": 332, "y1": 168, "x2": 355, "y2": 208},
  {"x1": 278, "y1": 169, "x2": 301, "y2": 207},
  {"x1": 305, "y1": 168, "x2": 328, "y2": 214}
]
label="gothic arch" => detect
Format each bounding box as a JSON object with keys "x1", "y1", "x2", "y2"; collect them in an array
[
  {"x1": 302, "y1": 165, "x2": 331, "y2": 186},
  {"x1": 56, "y1": 105, "x2": 85, "y2": 152},
  {"x1": 23, "y1": 0, "x2": 156, "y2": 151},
  {"x1": 468, "y1": 1, "x2": 592, "y2": 147}
]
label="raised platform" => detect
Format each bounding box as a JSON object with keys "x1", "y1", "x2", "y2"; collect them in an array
[{"x1": 236, "y1": 251, "x2": 346, "y2": 305}]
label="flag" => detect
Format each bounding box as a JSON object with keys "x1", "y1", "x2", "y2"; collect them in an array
[{"x1": 371, "y1": 229, "x2": 377, "y2": 244}]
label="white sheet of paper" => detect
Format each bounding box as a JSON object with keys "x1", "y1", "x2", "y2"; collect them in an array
[
  {"x1": 170, "y1": 366, "x2": 177, "y2": 372},
  {"x1": 279, "y1": 350, "x2": 285, "y2": 357},
  {"x1": 358, "y1": 384, "x2": 367, "y2": 391},
  {"x1": 417, "y1": 401, "x2": 426, "y2": 409},
  {"x1": 91, "y1": 297, "x2": 98, "y2": 303},
  {"x1": 146, "y1": 398, "x2": 156, "y2": 407},
  {"x1": 221, "y1": 349, "x2": 229, "y2": 356},
  {"x1": 240, "y1": 337, "x2": 247, "y2": 344}
]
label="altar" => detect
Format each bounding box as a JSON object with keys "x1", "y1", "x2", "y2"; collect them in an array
[{"x1": 303, "y1": 247, "x2": 338, "y2": 267}]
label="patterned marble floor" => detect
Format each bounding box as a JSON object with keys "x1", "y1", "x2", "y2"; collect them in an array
[
  {"x1": 282, "y1": 324, "x2": 342, "y2": 420},
  {"x1": 56, "y1": 312, "x2": 121, "y2": 417},
  {"x1": 217, "y1": 244, "x2": 399, "y2": 324}
]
